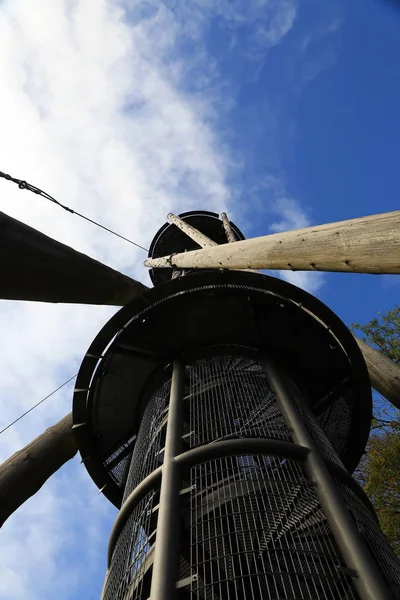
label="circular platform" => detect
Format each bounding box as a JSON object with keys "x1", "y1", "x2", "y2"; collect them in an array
[{"x1": 73, "y1": 270, "x2": 372, "y2": 507}]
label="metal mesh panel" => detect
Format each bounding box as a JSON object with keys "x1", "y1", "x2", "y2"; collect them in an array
[
  {"x1": 184, "y1": 356, "x2": 357, "y2": 599},
  {"x1": 104, "y1": 352, "x2": 400, "y2": 599},
  {"x1": 104, "y1": 434, "x2": 136, "y2": 488},
  {"x1": 123, "y1": 380, "x2": 171, "y2": 501},
  {"x1": 186, "y1": 355, "x2": 346, "y2": 471},
  {"x1": 104, "y1": 380, "x2": 171, "y2": 599},
  {"x1": 189, "y1": 455, "x2": 357, "y2": 600},
  {"x1": 103, "y1": 491, "x2": 156, "y2": 600},
  {"x1": 187, "y1": 356, "x2": 291, "y2": 447},
  {"x1": 293, "y1": 386, "x2": 348, "y2": 473},
  {"x1": 337, "y1": 480, "x2": 400, "y2": 598},
  {"x1": 314, "y1": 387, "x2": 353, "y2": 464}
]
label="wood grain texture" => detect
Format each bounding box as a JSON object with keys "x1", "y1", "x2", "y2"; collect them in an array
[
  {"x1": 0, "y1": 413, "x2": 77, "y2": 526},
  {"x1": 0, "y1": 210, "x2": 149, "y2": 305},
  {"x1": 355, "y1": 337, "x2": 400, "y2": 410},
  {"x1": 167, "y1": 213, "x2": 217, "y2": 248},
  {"x1": 145, "y1": 210, "x2": 400, "y2": 274},
  {"x1": 221, "y1": 212, "x2": 237, "y2": 243}
]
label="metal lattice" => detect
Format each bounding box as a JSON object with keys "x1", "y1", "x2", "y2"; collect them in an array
[
  {"x1": 189, "y1": 455, "x2": 357, "y2": 600},
  {"x1": 123, "y1": 380, "x2": 171, "y2": 501},
  {"x1": 104, "y1": 353, "x2": 400, "y2": 600},
  {"x1": 185, "y1": 356, "x2": 358, "y2": 599},
  {"x1": 105, "y1": 434, "x2": 137, "y2": 489},
  {"x1": 187, "y1": 356, "x2": 291, "y2": 447},
  {"x1": 313, "y1": 386, "x2": 354, "y2": 464},
  {"x1": 293, "y1": 383, "x2": 349, "y2": 473},
  {"x1": 336, "y1": 480, "x2": 400, "y2": 598},
  {"x1": 103, "y1": 492, "x2": 156, "y2": 600},
  {"x1": 103, "y1": 379, "x2": 172, "y2": 600}
]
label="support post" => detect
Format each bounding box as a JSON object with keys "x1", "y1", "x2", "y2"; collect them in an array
[
  {"x1": 221, "y1": 212, "x2": 237, "y2": 243},
  {"x1": 149, "y1": 360, "x2": 185, "y2": 600},
  {"x1": 167, "y1": 213, "x2": 252, "y2": 273},
  {"x1": 168, "y1": 213, "x2": 217, "y2": 248},
  {"x1": 261, "y1": 358, "x2": 392, "y2": 600},
  {"x1": 0, "y1": 412, "x2": 77, "y2": 527},
  {"x1": 145, "y1": 210, "x2": 400, "y2": 274},
  {"x1": 0, "y1": 210, "x2": 148, "y2": 305},
  {"x1": 354, "y1": 336, "x2": 400, "y2": 409}
]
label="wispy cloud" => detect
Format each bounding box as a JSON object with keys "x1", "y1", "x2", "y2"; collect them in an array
[
  {"x1": 0, "y1": 1, "x2": 298, "y2": 598},
  {"x1": 297, "y1": 9, "x2": 341, "y2": 86},
  {"x1": 253, "y1": 175, "x2": 325, "y2": 294},
  {"x1": 164, "y1": 0, "x2": 297, "y2": 55}
]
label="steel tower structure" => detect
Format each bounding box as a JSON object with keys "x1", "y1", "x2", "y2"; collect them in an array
[{"x1": 73, "y1": 211, "x2": 400, "y2": 600}]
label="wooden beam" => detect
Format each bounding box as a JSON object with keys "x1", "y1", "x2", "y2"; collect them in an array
[
  {"x1": 0, "y1": 210, "x2": 149, "y2": 305},
  {"x1": 220, "y1": 212, "x2": 237, "y2": 243},
  {"x1": 145, "y1": 210, "x2": 400, "y2": 274},
  {"x1": 354, "y1": 337, "x2": 400, "y2": 410},
  {"x1": 0, "y1": 413, "x2": 77, "y2": 526},
  {"x1": 167, "y1": 213, "x2": 217, "y2": 248}
]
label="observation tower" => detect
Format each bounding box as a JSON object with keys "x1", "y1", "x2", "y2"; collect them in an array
[{"x1": 73, "y1": 211, "x2": 400, "y2": 600}]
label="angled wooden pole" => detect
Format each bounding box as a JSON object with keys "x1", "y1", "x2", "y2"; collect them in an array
[
  {"x1": 0, "y1": 413, "x2": 77, "y2": 526},
  {"x1": 167, "y1": 213, "x2": 217, "y2": 248},
  {"x1": 145, "y1": 210, "x2": 400, "y2": 274},
  {"x1": 221, "y1": 212, "x2": 237, "y2": 243},
  {"x1": 2, "y1": 211, "x2": 399, "y2": 527},
  {"x1": 354, "y1": 337, "x2": 400, "y2": 410},
  {"x1": 167, "y1": 212, "x2": 252, "y2": 273},
  {"x1": 0, "y1": 210, "x2": 149, "y2": 305}
]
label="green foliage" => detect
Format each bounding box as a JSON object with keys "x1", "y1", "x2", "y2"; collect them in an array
[
  {"x1": 353, "y1": 306, "x2": 400, "y2": 555},
  {"x1": 353, "y1": 306, "x2": 400, "y2": 364},
  {"x1": 353, "y1": 305, "x2": 400, "y2": 428},
  {"x1": 363, "y1": 420, "x2": 400, "y2": 554}
]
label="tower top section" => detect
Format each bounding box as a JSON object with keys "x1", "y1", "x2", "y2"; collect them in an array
[{"x1": 147, "y1": 210, "x2": 245, "y2": 286}]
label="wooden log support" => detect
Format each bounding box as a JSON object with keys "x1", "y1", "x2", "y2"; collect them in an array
[
  {"x1": 0, "y1": 413, "x2": 77, "y2": 526},
  {"x1": 145, "y1": 210, "x2": 400, "y2": 274},
  {"x1": 220, "y1": 212, "x2": 237, "y2": 243},
  {"x1": 167, "y1": 213, "x2": 217, "y2": 248},
  {"x1": 354, "y1": 337, "x2": 400, "y2": 410},
  {"x1": 0, "y1": 211, "x2": 149, "y2": 305},
  {"x1": 1, "y1": 209, "x2": 399, "y2": 528}
]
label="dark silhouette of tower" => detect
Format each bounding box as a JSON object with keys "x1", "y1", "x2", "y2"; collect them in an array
[{"x1": 73, "y1": 211, "x2": 400, "y2": 600}]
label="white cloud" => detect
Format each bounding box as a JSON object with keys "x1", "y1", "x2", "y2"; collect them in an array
[{"x1": 0, "y1": 1, "x2": 301, "y2": 598}]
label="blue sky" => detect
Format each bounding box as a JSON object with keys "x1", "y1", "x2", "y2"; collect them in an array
[
  {"x1": 0, "y1": 1, "x2": 399, "y2": 599},
  {"x1": 192, "y1": 0, "x2": 400, "y2": 328}
]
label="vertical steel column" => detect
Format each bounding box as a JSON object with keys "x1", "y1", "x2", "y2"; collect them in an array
[
  {"x1": 149, "y1": 360, "x2": 185, "y2": 600},
  {"x1": 262, "y1": 358, "x2": 392, "y2": 600}
]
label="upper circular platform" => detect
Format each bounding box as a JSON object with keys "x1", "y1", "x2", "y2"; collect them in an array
[
  {"x1": 73, "y1": 270, "x2": 372, "y2": 507},
  {"x1": 147, "y1": 210, "x2": 245, "y2": 286}
]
